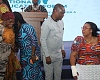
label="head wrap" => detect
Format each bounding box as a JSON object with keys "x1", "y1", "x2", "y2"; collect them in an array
[
  {"x1": 0, "y1": 4, "x2": 10, "y2": 13},
  {"x1": 0, "y1": 4, "x2": 10, "y2": 23},
  {"x1": 1, "y1": 12, "x2": 15, "y2": 21}
]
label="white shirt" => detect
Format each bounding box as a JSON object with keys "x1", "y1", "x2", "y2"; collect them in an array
[{"x1": 40, "y1": 17, "x2": 64, "y2": 58}]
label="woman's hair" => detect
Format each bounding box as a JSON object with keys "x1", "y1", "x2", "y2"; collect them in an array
[
  {"x1": 13, "y1": 12, "x2": 26, "y2": 32},
  {"x1": 13, "y1": 12, "x2": 26, "y2": 25},
  {"x1": 3, "y1": 0, "x2": 12, "y2": 12},
  {"x1": 85, "y1": 22, "x2": 100, "y2": 37},
  {"x1": 13, "y1": 12, "x2": 26, "y2": 48}
]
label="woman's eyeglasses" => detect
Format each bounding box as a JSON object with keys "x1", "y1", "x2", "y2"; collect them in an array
[{"x1": 81, "y1": 27, "x2": 91, "y2": 30}]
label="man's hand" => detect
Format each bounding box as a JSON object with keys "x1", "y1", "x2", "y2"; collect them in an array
[
  {"x1": 45, "y1": 56, "x2": 51, "y2": 64},
  {"x1": 61, "y1": 50, "x2": 66, "y2": 58}
]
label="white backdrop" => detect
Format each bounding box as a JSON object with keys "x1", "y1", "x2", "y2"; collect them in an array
[{"x1": 8, "y1": 0, "x2": 100, "y2": 41}]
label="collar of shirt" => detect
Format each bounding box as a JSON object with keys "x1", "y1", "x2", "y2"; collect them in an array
[{"x1": 51, "y1": 16, "x2": 58, "y2": 22}]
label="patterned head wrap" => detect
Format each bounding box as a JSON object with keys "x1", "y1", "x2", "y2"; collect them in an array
[{"x1": 1, "y1": 12, "x2": 15, "y2": 21}]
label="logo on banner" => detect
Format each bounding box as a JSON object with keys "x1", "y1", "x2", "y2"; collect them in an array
[
  {"x1": 38, "y1": 0, "x2": 48, "y2": 4},
  {"x1": 42, "y1": 0, "x2": 48, "y2": 4},
  {"x1": 8, "y1": 0, "x2": 72, "y2": 13}
]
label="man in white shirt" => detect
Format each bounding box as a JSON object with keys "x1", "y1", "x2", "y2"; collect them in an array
[{"x1": 40, "y1": 3, "x2": 66, "y2": 80}]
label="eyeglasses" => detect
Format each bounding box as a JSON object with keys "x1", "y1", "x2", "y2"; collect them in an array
[{"x1": 81, "y1": 27, "x2": 91, "y2": 30}]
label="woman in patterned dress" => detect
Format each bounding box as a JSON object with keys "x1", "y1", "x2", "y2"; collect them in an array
[
  {"x1": 70, "y1": 22, "x2": 100, "y2": 80},
  {"x1": 13, "y1": 12, "x2": 43, "y2": 80}
]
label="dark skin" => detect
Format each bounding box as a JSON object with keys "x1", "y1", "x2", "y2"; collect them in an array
[
  {"x1": 61, "y1": 50, "x2": 66, "y2": 58},
  {"x1": 17, "y1": 22, "x2": 38, "y2": 64},
  {"x1": 46, "y1": 50, "x2": 66, "y2": 64},
  {"x1": 1, "y1": 18, "x2": 17, "y2": 53},
  {"x1": 46, "y1": 6, "x2": 66, "y2": 64},
  {"x1": 32, "y1": 0, "x2": 38, "y2": 6},
  {"x1": 70, "y1": 23, "x2": 100, "y2": 80},
  {"x1": 31, "y1": 46, "x2": 37, "y2": 63},
  {"x1": 46, "y1": 56, "x2": 51, "y2": 64},
  {"x1": 31, "y1": 0, "x2": 41, "y2": 12}
]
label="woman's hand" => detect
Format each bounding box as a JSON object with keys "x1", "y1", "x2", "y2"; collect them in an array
[
  {"x1": 71, "y1": 66, "x2": 79, "y2": 80},
  {"x1": 31, "y1": 55, "x2": 38, "y2": 64}
]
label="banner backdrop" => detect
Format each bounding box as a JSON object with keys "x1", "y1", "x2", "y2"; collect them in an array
[{"x1": 8, "y1": 0, "x2": 100, "y2": 41}]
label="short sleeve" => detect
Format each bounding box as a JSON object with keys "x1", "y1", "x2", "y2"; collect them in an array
[{"x1": 71, "y1": 36, "x2": 84, "y2": 52}]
